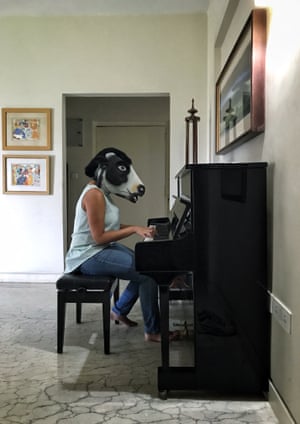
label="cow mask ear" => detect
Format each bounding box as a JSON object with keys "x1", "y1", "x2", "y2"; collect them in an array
[
  {"x1": 94, "y1": 164, "x2": 105, "y2": 187},
  {"x1": 101, "y1": 148, "x2": 132, "y2": 166}
]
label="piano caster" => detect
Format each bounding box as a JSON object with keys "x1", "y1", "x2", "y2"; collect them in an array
[{"x1": 158, "y1": 390, "x2": 168, "y2": 400}]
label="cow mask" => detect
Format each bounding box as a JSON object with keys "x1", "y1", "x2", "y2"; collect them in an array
[{"x1": 85, "y1": 147, "x2": 145, "y2": 203}]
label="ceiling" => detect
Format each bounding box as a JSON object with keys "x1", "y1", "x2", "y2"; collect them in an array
[{"x1": 0, "y1": 0, "x2": 210, "y2": 16}]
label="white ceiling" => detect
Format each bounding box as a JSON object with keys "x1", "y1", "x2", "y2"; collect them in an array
[{"x1": 0, "y1": 0, "x2": 210, "y2": 16}]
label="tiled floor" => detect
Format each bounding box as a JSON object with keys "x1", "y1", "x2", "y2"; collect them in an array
[{"x1": 0, "y1": 282, "x2": 278, "y2": 423}]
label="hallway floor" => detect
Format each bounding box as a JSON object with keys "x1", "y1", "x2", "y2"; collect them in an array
[{"x1": 0, "y1": 282, "x2": 278, "y2": 424}]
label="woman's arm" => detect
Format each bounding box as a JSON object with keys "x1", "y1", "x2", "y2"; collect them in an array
[{"x1": 82, "y1": 187, "x2": 154, "y2": 245}]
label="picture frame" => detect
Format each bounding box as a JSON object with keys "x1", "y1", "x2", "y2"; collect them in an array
[
  {"x1": 2, "y1": 154, "x2": 50, "y2": 194},
  {"x1": 2, "y1": 108, "x2": 51, "y2": 150},
  {"x1": 215, "y1": 9, "x2": 266, "y2": 154}
]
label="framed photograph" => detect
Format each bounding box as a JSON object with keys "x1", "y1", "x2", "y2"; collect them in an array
[
  {"x1": 2, "y1": 108, "x2": 51, "y2": 150},
  {"x1": 2, "y1": 155, "x2": 50, "y2": 194},
  {"x1": 215, "y1": 9, "x2": 266, "y2": 154}
]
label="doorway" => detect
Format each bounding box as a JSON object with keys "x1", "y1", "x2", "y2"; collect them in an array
[
  {"x1": 65, "y1": 95, "x2": 170, "y2": 250},
  {"x1": 94, "y1": 123, "x2": 168, "y2": 248}
]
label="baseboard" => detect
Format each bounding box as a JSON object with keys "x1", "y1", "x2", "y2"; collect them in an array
[
  {"x1": 268, "y1": 380, "x2": 296, "y2": 424},
  {"x1": 0, "y1": 273, "x2": 61, "y2": 283}
]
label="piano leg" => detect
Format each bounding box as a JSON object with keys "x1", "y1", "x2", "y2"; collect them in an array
[
  {"x1": 158, "y1": 284, "x2": 170, "y2": 399},
  {"x1": 159, "y1": 284, "x2": 170, "y2": 368}
]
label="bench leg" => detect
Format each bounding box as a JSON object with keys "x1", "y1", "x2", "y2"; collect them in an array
[
  {"x1": 112, "y1": 279, "x2": 120, "y2": 325},
  {"x1": 57, "y1": 291, "x2": 66, "y2": 354},
  {"x1": 113, "y1": 279, "x2": 120, "y2": 304},
  {"x1": 103, "y1": 295, "x2": 111, "y2": 354},
  {"x1": 76, "y1": 303, "x2": 82, "y2": 323}
]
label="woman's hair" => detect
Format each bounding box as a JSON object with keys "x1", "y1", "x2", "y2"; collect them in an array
[{"x1": 84, "y1": 147, "x2": 132, "y2": 178}]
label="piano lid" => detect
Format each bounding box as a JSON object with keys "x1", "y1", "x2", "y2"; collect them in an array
[{"x1": 176, "y1": 162, "x2": 268, "y2": 203}]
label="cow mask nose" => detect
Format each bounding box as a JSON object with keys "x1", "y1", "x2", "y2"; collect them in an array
[{"x1": 138, "y1": 184, "x2": 145, "y2": 196}]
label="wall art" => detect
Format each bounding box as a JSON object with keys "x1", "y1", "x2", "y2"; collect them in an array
[
  {"x1": 3, "y1": 154, "x2": 50, "y2": 194},
  {"x1": 215, "y1": 9, "x2": 266, "y2": 154},
  {"x1": 2, "y1": 108, "x2": 51, "y2": 150}
]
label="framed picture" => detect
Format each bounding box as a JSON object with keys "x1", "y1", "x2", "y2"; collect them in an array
[
  {"x1": 215, "y1": 9, "x2": 266, "y2": 154},
  {"x1": 2, "y1": 154, "x2": 50, "y2": 194},
  {"x1": 2, "y1": 108, "x2": 51, "y2": 150}
]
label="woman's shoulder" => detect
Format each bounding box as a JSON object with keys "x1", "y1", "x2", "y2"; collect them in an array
[
  {"x1": 81, "y1": 183, "x2": 105, "y2": 211},
  {"x1": 82, "y1": 183, "x2": 103, "y2": 195},
  {"x1": 82, "y1": 183, "x2": 105, "y2": 200}
]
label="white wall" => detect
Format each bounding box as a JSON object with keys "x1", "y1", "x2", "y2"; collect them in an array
[
  {"x1": 208, "y1": 1, "x2": 300, "y2": 423},
  {"x1": 0, "y1": 14, "x2": 207, "y2": 282}
]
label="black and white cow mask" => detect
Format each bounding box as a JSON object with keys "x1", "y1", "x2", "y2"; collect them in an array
[{"x1": 85, "y1": 148, "x2": 145, "y2": 203}]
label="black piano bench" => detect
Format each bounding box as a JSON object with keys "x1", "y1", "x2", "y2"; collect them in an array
[{"x1": 56, "y1": 273, "x2": 119, "y2": 355}]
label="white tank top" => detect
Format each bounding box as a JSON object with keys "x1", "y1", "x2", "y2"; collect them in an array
[{"x1": 64, "y1": 184, "x2": 120, "y2": 273}]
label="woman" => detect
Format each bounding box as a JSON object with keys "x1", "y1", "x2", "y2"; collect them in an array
[{"x1": 64, "y1": 148, "x2": 162, "y2": 342}]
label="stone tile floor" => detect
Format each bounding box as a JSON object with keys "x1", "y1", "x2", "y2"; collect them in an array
[{"x1": 0, "y1": 282, "x2": 279, "y2": 423}]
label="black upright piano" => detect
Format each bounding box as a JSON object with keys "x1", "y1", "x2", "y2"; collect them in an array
[{"x1": 135, "y1": 163, "x2": 270, "y2": 399}]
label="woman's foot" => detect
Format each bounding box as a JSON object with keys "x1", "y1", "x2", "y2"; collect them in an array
[
  {"x1": 110, "y1": 311, "x2": 138, "y2": 327},
  {"x1": 144, "y1": 333, "x2": 161, "y2": 342},
  {"x1": 144, "y1": 331, "x2": 180, "y2": 342}
]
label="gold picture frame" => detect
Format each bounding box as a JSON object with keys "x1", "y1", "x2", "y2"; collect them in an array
[
  {"x1": 2, "y1": 108, "x2": 51, "y2": 150},
  {"x1": 2, "y1": 154, "x2": 50, "y2": 195},
  {"x1": 215, "y1": 9, "x2": 267, "y2": 154}
]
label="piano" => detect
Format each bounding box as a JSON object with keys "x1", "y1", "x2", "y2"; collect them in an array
[{"x1": 135, "y1": 163, "x2": 270, "y2": 399}]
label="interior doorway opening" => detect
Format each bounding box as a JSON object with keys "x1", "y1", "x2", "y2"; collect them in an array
[{"x1": 65, "y1": 94, "x2": 170, "y2": 250}]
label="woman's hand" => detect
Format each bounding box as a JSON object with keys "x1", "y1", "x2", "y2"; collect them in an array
[{"x1": 134, "y1": 225, "x2": 156, "y2": 239}]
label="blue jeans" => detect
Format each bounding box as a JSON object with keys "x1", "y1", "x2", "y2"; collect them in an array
[{"x1": 79, "y1": 243, "x2": 160, "y2": 335}]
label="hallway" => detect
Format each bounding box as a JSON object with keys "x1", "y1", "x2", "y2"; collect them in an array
[{"x1": 0, "y1": 282, "x2": 278, "y2": 423}]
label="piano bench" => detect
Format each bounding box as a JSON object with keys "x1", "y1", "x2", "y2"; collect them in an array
[{"x1": 56, "y1": 273, "x2": 119, "y2": 354}]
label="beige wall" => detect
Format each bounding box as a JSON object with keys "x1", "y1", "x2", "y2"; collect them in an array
[
  {"x1": 0, "y1": 13, "x2": 207, "y2": 281},
  {"x1": 208, "y1": 1, "x2": 300, "y2": 422}
]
